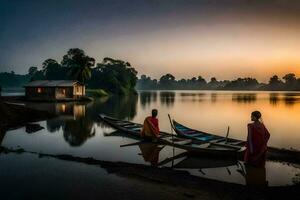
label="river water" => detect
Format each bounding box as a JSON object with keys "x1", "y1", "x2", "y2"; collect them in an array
[{"x1": 1, "y1": 90, "x2": 300, "y2": 187}]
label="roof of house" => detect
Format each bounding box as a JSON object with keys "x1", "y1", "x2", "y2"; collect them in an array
[{"x1": 24, "y1": 80, "x2": 84, "y2": 87}]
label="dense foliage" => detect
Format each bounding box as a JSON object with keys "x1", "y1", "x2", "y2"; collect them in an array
[
  {"x1": 0, "y1": 71, "x2": 31, "y2": 88},
  {"x1": 136, "y1": 73, "x2": 300, "y2": 91},
  {"x1": 0, "y1": 48, "x2": 138, "y2": 95}
]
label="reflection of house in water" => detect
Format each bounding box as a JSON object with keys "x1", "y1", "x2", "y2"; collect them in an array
[
  {"x1": 26, "y1": 102, "x2": 86, "y2": 120},
  {"x1": 160, "y1": 92, "x2": 175, "y2": 107},
  {"x1": 232, "y1": 93, "x2": 257, "y2": 103}
]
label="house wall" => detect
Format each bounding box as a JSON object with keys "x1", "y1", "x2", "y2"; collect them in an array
[
  {"x1": 25, "y1": 87, "x2": 56, "y2": 100},
  {"x1": 73, "y1": 84, "x2": 85, "y2": 97},
  {"x1": 55, "y1": 87, "x2": 73, "y2": 99},
  {"x1": 25, "y1": 84, "x2": 85, "y2": 101}
]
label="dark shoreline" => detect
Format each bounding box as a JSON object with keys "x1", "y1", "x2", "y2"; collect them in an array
[{"x1": 1, "y1": 145, "x2": 299, "y2": 200}]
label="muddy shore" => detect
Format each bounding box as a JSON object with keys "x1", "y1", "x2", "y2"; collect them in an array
[{"x1": 0, "y1": 146, "x2": 299, "y2": 200}]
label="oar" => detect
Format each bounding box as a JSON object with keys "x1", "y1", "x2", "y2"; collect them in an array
[
  {"x1": 225, "y1": 126, "x2": 230, "y2": 144},
  {"x1": 168, "y1": 114, "x2": 175, "y2": 167},
  {"x1": 120, "y1": 141, "x2": 146, "y2": 148}
]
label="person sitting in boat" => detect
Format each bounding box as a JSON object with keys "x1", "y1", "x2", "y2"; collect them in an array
[
  {"x1": 244, "y1": 111, "x2": 270, "y2": 167},
  {"x1": 140, "y1": 109, "x2": 160, "y2": 140}
]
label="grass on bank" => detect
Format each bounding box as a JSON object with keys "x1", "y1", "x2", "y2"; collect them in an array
[{"x1": 86, "y1": 89, "x2": 109, "y2": 98}]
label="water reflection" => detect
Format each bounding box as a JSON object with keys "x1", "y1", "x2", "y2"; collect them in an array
[
  {"x1": 138, "y1": 143, "x2": 164, "y2": 166},
  {"x1": 179, "y1": 92, "x2": 206, "y2": 102},
  {"x1": 269, "y1": 93, "x2": 279, "y2": 105},
  {"x1": 63, "y1": 117, "x2": 95, "y2": 146},
  {"x1": 283, "y1": 93, "x2": 298, "y2": 106},
  {"x1": 232, "y1": 93, "x2": 257, "y2": 103},
  {"x1": 139, "y1": 91, "x2": 157, "y2": 108},
  {"x1": 245, "y1": 165, "x2": 268, "y2": 189},
  {"x1": 0, "y1": 128, "x2": 5, "y2": 146},
  {"x1": 211, "y1": 93, "x2": 217, "y2": 103},
  {"x1": 160, "y1": 92, "x2": 175, "y2": 107}
]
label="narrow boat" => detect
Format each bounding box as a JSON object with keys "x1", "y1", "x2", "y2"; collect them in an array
[
  {"x1": 171, "y1": 118, "x2": 300, "y2": 165},
  {"x1": 99, "y1": 114, "x2": 245, "y2": 158},
  {"x1": 105, "y1": 129, "x2": 238, "y2": 169},
  {"x1": 171, "y1": 120, "x2": 246, "y2": 149}
]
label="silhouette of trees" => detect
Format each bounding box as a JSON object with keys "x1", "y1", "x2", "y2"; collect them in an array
[
  {"x1": 61, "y1": 48, "x2": 95, "y2": 83},
  {"x1": 0, "y1": 48, "x2": 138, "y2": 95},
  {"x1": 89, "y1": 57, "x2": 138, "y2": 94},
  {"x1": 28, "y1": 66, "x2": 38, "y2": 76},
  {"x1": 159, "y1": 73, "x2": 176, "y2": 89}
]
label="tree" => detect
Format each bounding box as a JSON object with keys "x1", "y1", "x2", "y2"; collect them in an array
[
  {"x1": 159, "y1": 74, "x2": 176, "y2": 89},
  {"x1": 282, "y1": 73, "x2": 297, "y2": 89},
  {"x1": 91, "y1": 57, "x2": 138, "y2": 94},
  {"x1": 268, "y1": 75, "x2": 283, "y2": 90},
  {"x1": 62, "y1": 48, "x2": 95, "y2": 83},
  {"x1": 28, "y1": 66, "x2": 38, "y2": 76},
  {"x1": 41, "y1": 59, "x2": 67, "y2": 80}
]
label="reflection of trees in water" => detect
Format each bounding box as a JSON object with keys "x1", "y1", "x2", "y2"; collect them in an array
[
  {"x1": 139, "y1": 91, "x2": 157, "y2": 108},
  {"x1": 211, "y1": 93, "x2": 217, "y2": 103},
  {"x1": 232, "y1": 93, "x2": 257, "y2": 103},
  {"x1": 179, "y1": 93, "x2": 206, "y2": 102},
  {"x1": 63, "y1": 117, "x2": 95, "y2": 146},
  {"x1": 46, "y1": 95, "x2": 138, "y2": 146},
  {"x1": 283, "y1": 93, "x2": 298, "y2": 106},
  {"x1": 269, "y1": 93, "x2": 279, "y2": 106},
  {"x1": 47, "y1": 118, "x2": 65, "y2": 133},
  {"x1": 90, "y1": 95, "x2": 138, "y2": 120},
  {"x1": 160, "y1": 92, "x2": 175, "y2": 107}
]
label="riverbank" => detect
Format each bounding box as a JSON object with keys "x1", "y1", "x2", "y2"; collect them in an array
[{"x1": 0, "y1": 146, "x2": 299, "y2": 200}]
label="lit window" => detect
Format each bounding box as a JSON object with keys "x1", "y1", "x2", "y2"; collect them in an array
[
  {"x1": 61, "y1": 104, "x2": 66, "y2": 113},
  {"x1": 37, "y1": 88, "x2": 42, "y2": 93},
  {"x1": 62, "y1": 89, "x2": 66, "y2": 94}
]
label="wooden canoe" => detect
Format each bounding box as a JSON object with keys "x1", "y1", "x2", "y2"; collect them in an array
[
  {"x1": 172, "y1": 120, "x2": 246, "y2": 149},
  {"x1": 99, "y1": 114, "x2": 245, "y2": 158},
  {"x1": 105, "y1": 130, "x2": 238, "y2": 169},
  {"x1": 171, "y1": 119, "x2": 300, "y2": 164}
]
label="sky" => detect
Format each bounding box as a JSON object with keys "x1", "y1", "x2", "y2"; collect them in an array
[{"x1": 1, "y1": 0, "x2": 300, "y2": 82}]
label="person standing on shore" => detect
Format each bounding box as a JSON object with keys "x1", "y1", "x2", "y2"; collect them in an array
[{"x1": 244, "y1": 111, "x2": 270, "y2": 167}]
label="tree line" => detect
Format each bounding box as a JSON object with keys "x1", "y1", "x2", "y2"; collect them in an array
[
  {"x1": 0, "y1": 48, "x2": 138, "y2": 95},
  {"x1": 136, "y1": 73, "x2": 300, "y2": 91}
]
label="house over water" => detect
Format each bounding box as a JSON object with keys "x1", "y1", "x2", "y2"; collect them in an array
[{"x1": 24, "y1": 80, "x2": 85, "y2": 101}]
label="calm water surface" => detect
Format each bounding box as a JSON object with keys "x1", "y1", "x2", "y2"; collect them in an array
[{"x1": 1, "y1": 90, "x2": 300, "y2": 186}]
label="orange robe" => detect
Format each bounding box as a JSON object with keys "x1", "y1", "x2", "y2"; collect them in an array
[{"x1": 140, "y1": 116, "x2": 160, "y2": 138}]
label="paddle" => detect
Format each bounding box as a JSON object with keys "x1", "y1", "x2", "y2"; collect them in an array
[
  {"x1": 225, "y1": 126, "x2": 230, "y2": 144},
  {"x1": 168, "y1": 114, "x2": 176, "y2": 167},
  {"x1": 120, "y1": 141, "x2": 146, "y2": 148}
]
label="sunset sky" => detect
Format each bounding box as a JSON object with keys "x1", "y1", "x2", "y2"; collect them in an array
[{"x1": 1, "y1": 0, "x2": 300, "y2": 82}]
